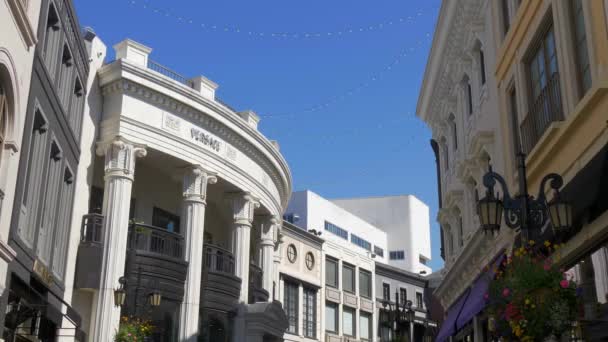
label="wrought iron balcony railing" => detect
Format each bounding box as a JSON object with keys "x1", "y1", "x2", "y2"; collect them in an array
[
  {"x1": 520, "y1": 72, "x2": 564, "y2": 154},
  {"x1": 147, "y1": 59, "x2": 194, "y2": 88},
  {"x1": 203, "y1": 244, "x2": 235, "y2": 275},
  {"x1": 127, "y1": 223, "x2": 184, "y2": 259}
]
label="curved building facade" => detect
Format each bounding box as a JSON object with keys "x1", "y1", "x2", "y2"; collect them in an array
[{"x1": 71, "y1": 39, "x2": 292, "y2": 342}]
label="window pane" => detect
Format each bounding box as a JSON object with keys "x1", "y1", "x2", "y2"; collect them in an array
[
  {"x1": 383, "y1": 283, "x2": 390, "y2": 301},
  {"x1": 303, "y1": 288, "x2": 317, "y2": 338},
  {"x1": 343, "y1": 264, "x2": 354, "y2": 292},
  {"x1": 326, "y1": 258, "x2": 338, "y2": 287},
  {"x1": 325, "y1": 302, "x2": 337, "y2": 333},
  {"x1": 360, "y1": 313, "x2": 371, "y2": 340},
  {"x1": 359, "y1": 270, "x2": 371, "y2": 298},
  {"x1": 343, "y1": 307, "x2": 355, "y2": 336},
  {"x1": 284, "y1": 281, "x2": 299, "y2": 334},
  {"x1": 400, "y1": 288, "x2": 407, "y2": 305}
]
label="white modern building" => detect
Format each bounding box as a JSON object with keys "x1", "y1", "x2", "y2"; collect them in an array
[
  {"x1": 333, "y1": 196, "x2": 432, "y2": 274},
  {"x1": 285, "y1": 190, "x2": 435, "y2": 342}
]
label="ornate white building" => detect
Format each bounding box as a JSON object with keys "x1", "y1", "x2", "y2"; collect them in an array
[
  {"x1": 69, "y1": 38, "x2": 293, "y2": 342},
  {"x1": 416, "y1": 0, "x2": 513, "y2": 340}
]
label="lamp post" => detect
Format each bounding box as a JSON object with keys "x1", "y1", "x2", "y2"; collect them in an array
[
  {"x1": 114, "y1": 275, "x2": 162, "y2": 316},
  {"x1": 477, "y1": 152, "x2": 573, "y2": 242},
  {"x1": 382, "y1": 292, "x2": 415, "y2": 342}
]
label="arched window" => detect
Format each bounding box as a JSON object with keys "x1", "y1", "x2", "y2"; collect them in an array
[
  {"x1": 464, "y1": 74, "x2": 473, "y2": 115},
  {"x1": 448, "y1": 113, "x2": 457, "y2": 150}
]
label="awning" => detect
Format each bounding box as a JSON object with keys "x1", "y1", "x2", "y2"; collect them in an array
[
  {"x1": 435, "y1": 288, "x2": 471, "y2": 342},
  {"x1": 456, "y1": 252, "x2": 506, "y2": 330}
]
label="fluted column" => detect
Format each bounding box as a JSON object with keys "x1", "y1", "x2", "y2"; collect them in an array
[
  {"x1": 256, "y1": 216, "x2": 280, "y2": 297},
  {"x1": 179, "y1": 165, "x2": 217, "y2": 342},
  {"x1": 92, "y1": 137, "x2": 146, "y2": 342},
  {"x1": 226, "y1": 192, "x2": 259, "y2": 303}
]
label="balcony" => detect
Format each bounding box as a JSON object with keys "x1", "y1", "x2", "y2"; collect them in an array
[
  {"x1": 249, "y1": 263, "x2": 268, "y2": 304},
  {"x1": 75, "y1": 214, "x2": 188, "y2": 303},
  {"x1": 520, "y1": 72, "x2": 563, "y2": 154},
  {"x1": 201, "y1": 244, "x2": 241, "y2": 312}
]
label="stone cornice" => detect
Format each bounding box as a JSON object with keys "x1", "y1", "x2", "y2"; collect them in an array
[
  {"x1": 375, "y1": 262, "x2": 427, "y2": 288},
  {"x1": 282, "y1": 221, "x2": 324, "y2": 248},
  {"x1": 416, "y1": 0, "x2": 485, "y2": 125},
  {"x1": 98, "y1": 61, "x2": 292, "y2": 209}
]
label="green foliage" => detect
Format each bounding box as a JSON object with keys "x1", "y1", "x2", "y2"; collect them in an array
[
  {"x1": 487, "y1": 241, "x2": 580, "y2": 341},
  {"x1": 114, "y1": 316, "x2": 154, "y2": 342}
]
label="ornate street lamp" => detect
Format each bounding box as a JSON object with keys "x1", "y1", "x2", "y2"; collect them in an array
[
  {"x1": 114, "y1": 277, "x2": 127, "y2": 307},
  {"x1": 382, "y1": 293, "x2": 415, "y2": 341},
  {"x1": 477, "y1": 152, "x2": 572, "y2": 241},
  {"x1": 148, "y1": 291, "x2": 162, "y2": 307}
]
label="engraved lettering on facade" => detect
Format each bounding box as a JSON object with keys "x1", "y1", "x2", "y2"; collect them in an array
[
  {"x1": 162, "y1": 112, "x2": 181, "y2": 132},
  {"x1": 190, "y1": 128, "x2": 221, "y2": 152}
]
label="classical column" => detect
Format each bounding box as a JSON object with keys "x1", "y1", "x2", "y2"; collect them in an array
[
  {"x1": 226, "y1": 192, "x2": 259, "y2": 303},
  {"x1": 179, "y1": 165, "x2": 217, "y2": 342},
  {"x1": 256, "y1": 216, "x2": 280, "y2": 297},
  {"x1": 273, "y1": 225, "x2": 283, "y2": 301},
  {"x1": 91, "y1": 137, "x2": 146, "y2": 342}
]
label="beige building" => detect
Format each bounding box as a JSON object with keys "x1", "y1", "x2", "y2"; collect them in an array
[{"x1": 419, "y1": 0, "x2": 608, "y2": 340}]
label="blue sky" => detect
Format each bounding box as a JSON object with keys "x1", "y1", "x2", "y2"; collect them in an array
[{"x1": 74, "y1": 0, "x2": 444, "y2": 271}]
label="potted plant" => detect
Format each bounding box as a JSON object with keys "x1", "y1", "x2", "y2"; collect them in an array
[{"x1": 486, "y1": 241, "x2": 581, "y2": 341}]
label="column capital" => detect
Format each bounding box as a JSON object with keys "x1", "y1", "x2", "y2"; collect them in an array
[
  {"x1": 96, "y1": 136, "x2": 146, "y2": 179},
  {"x1": 183, "y1": 165, "x2": 217, "y2": 203},
  {"x1": 226, "y1": 192, "x2": 260, "y2": 225}
]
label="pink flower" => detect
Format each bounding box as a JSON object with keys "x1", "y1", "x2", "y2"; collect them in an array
[
  {"x1": 560, "y1": 279, "x2": 570, "y2": 288},
  {"x1": 484, "y1": 292, "x2": 489, "y2": 300},
  {"x1": 502, "y1": 288, "x2": 510, "y2": 297},
  {"x1": 543, "y1": 263, "x2": 551, "y2": 271}
]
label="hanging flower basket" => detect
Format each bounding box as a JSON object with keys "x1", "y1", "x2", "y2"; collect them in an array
[
  {"x1": 114, "y1": 316, "x2": 154, "y2": 342},
  {"x1": 486, "y1": 241, "x2": 581, "y2": 341}
]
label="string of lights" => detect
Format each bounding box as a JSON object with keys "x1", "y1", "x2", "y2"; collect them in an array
[
  {"x1": 127, "y1": 0, "x2": 436, "y2": 41},
  {"x1": 259, "y1": 32, "x2": 432, "y2": 119}
]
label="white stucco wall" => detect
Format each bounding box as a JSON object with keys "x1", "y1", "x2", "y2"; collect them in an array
[
  {"x1": 286, "y1": 191, "x2": 388, "y2": 264},
  {"x1": 333, "y1": 196, "x2": 432, "y2": 274}
]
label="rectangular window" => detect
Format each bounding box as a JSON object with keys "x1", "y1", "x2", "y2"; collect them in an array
[
  {"x1": 359, "y1": 269, "x2": 371, "y2": 298},
  {"x1": 284, "y1": 281, "x2": 299, "y2": 334},
  {"x1": 51, "y1": 167, "x2": 75, "y2": 279},
  {"x1": 458, "y1": 217, "x2": 464, "y2": 247},
  {"x1": 43, "y1": 5, "x2": 61, "y2": 80},
  {"x1": 325, "y1": 257, "x2": 339, "y2": 288},
  {"x1": 38, "y1": 141, "x2": 63, "y2": 266},
  {"x1": 374, "y1": 245, "x2": 384, "y2": 257},
  {"x1": 389, "y1": 251, "x2": 405, "y2": 260},
  {"x1": 419, "y1": 256, "x2": 428, "y2": 265},
  {"x1": 303, "y1": 287, "x2": 317, "y2": 338},
  {"x1": 20, "y1": 111, "x2": 49, "y2": 247},
  {"x1": 416, "y1": 292, "x2": 424, "y2": 309},
  {"x1": 571, "y1": 0, "x2": 591, "y2": 96},
  {"x1": 324, "y1": 221, "x2": 348, "y2": 240},
  {"x1": 70, "y1": 77, "x2": 84, "y2": 136},
  {"x1": 325, "y1": 302, "x2": 338, "y2": 333},
  {"x1": 523, "y1": 24, "x2": 562, "y2": 154},
  {"x1": 152, "y1": 207, "x2": 181, "y2": 233},
  {"x1": 351, "y1": 233, "x2": 371, "y2": 251},
  {"x1": 342, "y1": 263, "x2": 355, "y2": 293},
  {"x1": 400, "y1": 288, "x2": 407, "y2": 305},
  {"x1": 58, "y1": 45, "x2": 74, "y2": 110},
  {"x1": 359, "y1": 312, "x2": 371, "y2": 341},
  {"x1": 343, "y1": 307, "x2": 356, "y2": 337},
  {"x1": 382, "y1": 283, "x2": 390, "y2": 301}
]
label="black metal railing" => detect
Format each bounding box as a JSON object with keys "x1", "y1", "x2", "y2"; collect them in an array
[
  {"x1": 520, "y1": 72, "x2": 564, "y2": 154},
  {"x1": 249, "y1": 263, "x2": 263, "y2": 289},
  {"x1": 147, "y1": 60, "x2": 194, "y2": 88},
  {"x1": 203, "y1": 244, "x2": 235, "y2": 275},
  {"x1": 81, "y1": 213, "x2": 104, "y2": 244},
  {"x1": 127, "y1": 223, "x2": 184, "y2": 259}
]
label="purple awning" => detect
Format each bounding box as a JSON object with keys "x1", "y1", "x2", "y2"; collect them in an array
[
  {"x1": 435, "y1": 288, "x2": 471, "y2": 342},
  {"x1": 456, "y1": 252, "x2": 506, "y2": 330}
]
